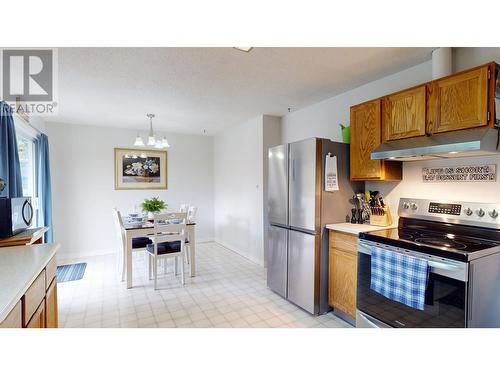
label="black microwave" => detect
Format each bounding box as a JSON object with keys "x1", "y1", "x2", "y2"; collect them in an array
[{"x1": 0, "y1": 197, "x2": 34, "y2": 238}]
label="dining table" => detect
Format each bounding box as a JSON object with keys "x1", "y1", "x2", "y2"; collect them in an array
[{"x1": 123, "y1": 218, "x2": 196, "y2": 289}]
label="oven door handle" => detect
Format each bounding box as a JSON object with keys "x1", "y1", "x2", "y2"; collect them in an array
[
  {"x1": 358, "y1": 240, "x2": 468, "y2": 282},
  {"x1": 428, "y1": 261, "x2": 460, "y2": 271},
  {"x1": 359, "y1": 240, "x2": 461, "y2": 270}
]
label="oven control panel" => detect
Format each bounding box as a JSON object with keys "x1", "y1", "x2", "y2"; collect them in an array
[
  {"x1": 398, "y1": 198, "x2": 500, "y2": 229},
  {"x1": 428, "y1": 202, "x2": 462, "y2": 216}
]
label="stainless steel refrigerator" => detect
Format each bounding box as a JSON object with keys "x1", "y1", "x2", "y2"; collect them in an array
[{"x1": 267, "y1": 138, "x2": 364, "y2": 315}]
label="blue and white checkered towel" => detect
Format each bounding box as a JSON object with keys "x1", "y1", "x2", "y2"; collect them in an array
[{"x1": 370, "y1": 247, "x2": 429, "y2": 310}]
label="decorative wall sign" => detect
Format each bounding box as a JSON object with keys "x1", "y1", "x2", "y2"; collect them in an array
[
  {"x1": 325, "y1": 153, "x2": 339, "y2": 191},
  {"x1": 114, "y1": 148, "x2": 168, "y2": 190},
  {"x1": 422, "y1": 164, "x2": 497, "y2": 183}
]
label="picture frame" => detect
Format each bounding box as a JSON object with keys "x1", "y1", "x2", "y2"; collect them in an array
[{"x1": 114, "y1": 148, "x2": 168, "y2": 190}]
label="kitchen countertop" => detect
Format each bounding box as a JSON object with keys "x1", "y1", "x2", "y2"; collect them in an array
[
  {"x1": 326, "y1": 222, "x2": 397, "y2": 235},
  {"x1": 0, "y1": 243, "x2": 60, "y2": 322}
]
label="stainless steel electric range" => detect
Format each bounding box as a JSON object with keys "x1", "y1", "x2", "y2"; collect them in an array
[{"x1": 356, "y1": 198, "x2": 500, "y2": 328}]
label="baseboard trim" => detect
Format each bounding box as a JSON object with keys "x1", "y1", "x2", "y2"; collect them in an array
[{"x1": 214, "y1": 239, "x2": 264, "y2": 266}]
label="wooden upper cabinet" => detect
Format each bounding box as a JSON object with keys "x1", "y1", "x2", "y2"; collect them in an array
[
  {"x1": 350, "y1": 99, "x2": 402, "y2": 181},
  {"x1": 350, "y1": 100, "x2": 382, "y2": 180},
  {"x1": 383, "y1": 85, "x2": 426, "y2": 141},
  {"x1": 427, "y1": 65, "x2": 489, "y2": 134}
]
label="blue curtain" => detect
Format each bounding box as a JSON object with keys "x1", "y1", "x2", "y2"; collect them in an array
[
  {"x1": 0, "y1": 101, "x2": 23, "y2": 198},
  {"x1": 36, "y1": 133, "x2": 53, "y2": 242}
]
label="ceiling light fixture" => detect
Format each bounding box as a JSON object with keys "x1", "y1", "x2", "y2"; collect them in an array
[
  {"x1": 234, "y1": 47, "x2": 253, "y2": 52},
  {"x1": 161, "y1": 136, "x2": 170, "y2": 148},
  {"x1": 147, "y1": 113, "x2": 156, "y2": 146},
  {"x1": 133, "y1": 134, "x2": 144, "y2": 147},
  {"x1": 133, "y1": 114, "x2": 170, "y2": 149}
]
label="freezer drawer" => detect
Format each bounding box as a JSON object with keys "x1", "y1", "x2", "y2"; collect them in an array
[
  {"x1": 289, "y1": 138, "x2": 317, "y2": 232},
  {"x1": 267, "y1": 225, "x2": 288, "y2": 298},
  {"x1": 287, "y1": 230, "x2": 317, "y2": 314},
  {"x1": 268, "y1": 144, "x2": 288, "y2": 226}
]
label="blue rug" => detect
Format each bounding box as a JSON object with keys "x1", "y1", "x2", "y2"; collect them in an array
[{"x1": 57, "y1": 263, "x2": 87, "y2": 282}]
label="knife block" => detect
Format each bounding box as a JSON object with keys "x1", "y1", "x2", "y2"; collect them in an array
[{"x1": 369, "y1": 207, "x2": 393, "y2": 227}]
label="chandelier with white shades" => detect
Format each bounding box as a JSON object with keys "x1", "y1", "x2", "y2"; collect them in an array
[{"x1": 133, "y1": 113, "x2": 170, "y2": 148}]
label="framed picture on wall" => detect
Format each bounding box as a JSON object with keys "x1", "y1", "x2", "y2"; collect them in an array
[{"x1": 114, "y1": 148, "x2": 168, "y2": 190}]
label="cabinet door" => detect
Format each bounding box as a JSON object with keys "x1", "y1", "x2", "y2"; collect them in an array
[
  {"x1": 45, "y1": 279, "x2": 58, "y2": 328},
  {"x1": 383, "y1": 85, "x2": 426, "y2": 141},
  {"x1": 330, "y1": 248, "x2": 357, "y2": 319},
  {"x1": 22, "y1": 269, "x2": 46, "y2": 326},
  {"x1": 428, "y1": 66, "x2": 489, "y2": 134},
  {"x1": 26, "y1": 300, "x2": 46, "y2": 328},
  {"x1": 350, "y1": 100, "x2": 382, "y2": 180}
]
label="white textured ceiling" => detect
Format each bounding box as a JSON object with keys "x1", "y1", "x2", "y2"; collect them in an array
[{"x1": 50, "y1": 47, "x2": 434, "y2": 135}]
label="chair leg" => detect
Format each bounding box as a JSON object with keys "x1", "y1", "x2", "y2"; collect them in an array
[
  {"x1": 148, "y1": 255, "x2": 152, "y2": 280},
  {"x1": 121, "y1": 248, "x2": 126, "y2": 282},
  {"x1": 180, "y1": 254, "x2": 185, "y2": 286},
  {"x1": 175, "y1": 257, "x2": 178, "y2": 276},
  {"x1": 153, "y1": 257, "x2": 158, "y2": 290}
]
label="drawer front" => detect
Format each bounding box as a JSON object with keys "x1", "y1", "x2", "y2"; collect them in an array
[
  {"x1": 45, "y1": 255, "x2": 57, "y2": 289},
  {"x1": 22, "y1": 269, "x2": 46, "y2": 326},
  {"x1": 329, "y1": 231, "x2": 358, "y2": 254},
  {"x1": 0, "y1": 300, "x2": 22, "y2": 328},
  {"x1": 26, "y1": 299, "x2": 46, "y2": 328}
]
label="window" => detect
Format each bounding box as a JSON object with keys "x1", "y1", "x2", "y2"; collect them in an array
[
  {"x1": 14, "y1": 116, "x2": 39, "y2": 226},
  {"x1": 17, "y1": 136, "x2": 36, "y2": 198}
]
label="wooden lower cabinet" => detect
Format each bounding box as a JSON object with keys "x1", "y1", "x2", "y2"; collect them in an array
[
  {"x1": 22, "y1": 269, "x2": 46, "y2": 326},
  {"x1": 0, "y1": 255, "x2": 58, "y2": 329},
  {"x1": 328, "y1": 230, "x2": 358, "y2": 320},
  {"x1": 26, "y1": 300, "x2": 46, "y2": 328},
  {"x1": 0, "y1": 300, "x2": 22, "y2": 328},
  {"x1": 45, "y1": 279, "x2": 58, "y2": 328}
]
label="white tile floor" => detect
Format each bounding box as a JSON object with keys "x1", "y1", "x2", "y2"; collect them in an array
[{"x1": 58, "y1": 242, "x2": 352, "y2": 328}]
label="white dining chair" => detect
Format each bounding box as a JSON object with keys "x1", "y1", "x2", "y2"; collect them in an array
[
  {"x1": 146, "y1": 212, "x2": 187, "y2": 289},
  {"x1": 179, "y1": 204, "x2": 189, "y2": 213},
  {"x1": 187, "y1": 206, "x2": 198, "y2": 222},
  {"x1": 112, "y1": 208, "x2": 152, "y2": 281}
]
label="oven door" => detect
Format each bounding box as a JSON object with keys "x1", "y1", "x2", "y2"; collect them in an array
[{"x1": 357, "y1": 240, "x2": 468, "y2": 328}]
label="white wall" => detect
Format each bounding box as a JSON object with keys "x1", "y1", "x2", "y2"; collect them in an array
[
  {"x1": 45, "y1": 122, "x2": 214, "y2": 260},
  {"x1": 213, "y1": 116, "x2": 263, "y2": 264},
  {"x1": 282, "y1": 47, "x2": 500, "y2": 216},
  {"x1": 282, "y1": 60, "x2": 433, "y2": 144}
]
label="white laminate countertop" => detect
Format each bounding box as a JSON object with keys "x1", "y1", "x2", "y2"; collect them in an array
[
  {"x1": 326, "y1": 222, "x2": 397, "y2": 235},
  {"x1": 0, "y1": 243, "x2": 60, "y2": 322}
]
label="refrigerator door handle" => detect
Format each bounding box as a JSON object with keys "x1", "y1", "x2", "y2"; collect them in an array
[{"x1": 291, "y1": 159, "x2": 295, "y2": 181}]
